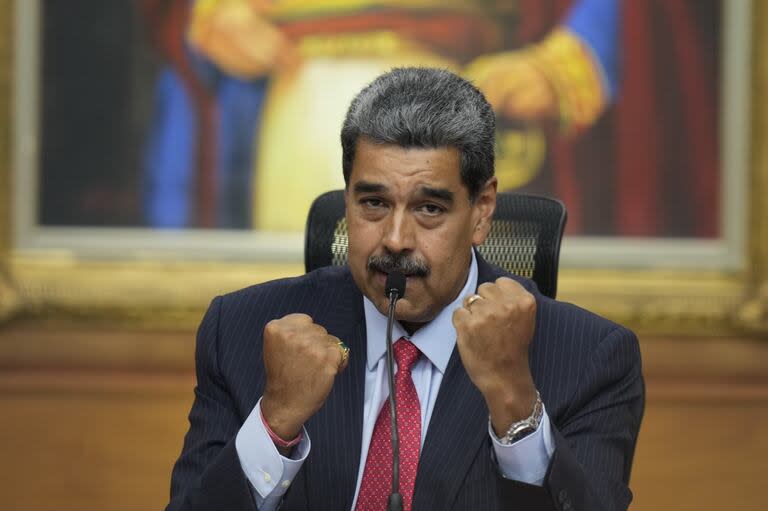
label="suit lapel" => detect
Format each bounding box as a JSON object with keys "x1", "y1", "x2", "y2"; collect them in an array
[
  {"x1": 303, "y1": 270, "x2": 367, "y2": 509},
  {"x1": 412, "y1": 253, "x2": 505, "y2": 509},
  {"x1": 412, "y1": 347, "x2": 489, "y2": 510}
]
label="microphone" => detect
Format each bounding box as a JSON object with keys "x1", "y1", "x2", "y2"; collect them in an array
[
  {"x1": 384, "y1": 272, "x2": 406, "y2": 511},
  {"x1": 385, "y1": 272, "x2": 406, "y2": 301}
]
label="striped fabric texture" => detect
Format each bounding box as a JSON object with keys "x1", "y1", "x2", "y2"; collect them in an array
[{"x1": 166, "y1": 254, "x2": 644, "y2": 511}]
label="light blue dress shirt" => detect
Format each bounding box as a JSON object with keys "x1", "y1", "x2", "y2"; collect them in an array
[{"x1": 236, "y1": 251, "x2": 555, "y2": 510}]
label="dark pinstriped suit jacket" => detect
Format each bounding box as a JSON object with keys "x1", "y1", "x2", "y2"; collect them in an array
[{"x1": 167, "y1": 255, "x2": 644, "y2": 511}]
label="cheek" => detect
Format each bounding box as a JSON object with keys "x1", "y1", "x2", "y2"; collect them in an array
[
  {"x1": 422, "y1": 234, "x2": 471, "y2": 286},
  {"x1": 421, "y1": 246, "x2": 456, "y2": 286},
  {"x1": 347, "y1": 222, "x2": 378, "y2": 263}
]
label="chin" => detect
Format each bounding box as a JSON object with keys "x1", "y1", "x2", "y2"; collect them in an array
[{"x1": 394, "y1": 299, "x2": 434, "y2": 325}]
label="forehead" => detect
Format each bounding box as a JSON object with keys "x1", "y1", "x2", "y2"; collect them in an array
[{"x1": 349, "y1": 139, "x2": 464, "y2": 193}]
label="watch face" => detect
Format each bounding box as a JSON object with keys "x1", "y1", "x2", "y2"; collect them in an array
[
  {"x1": 507, "y1": 426, "x2": 536, "y2": 444},
  {"x1": 496, "y1": 391, "x2": 544, "y2": 444}
]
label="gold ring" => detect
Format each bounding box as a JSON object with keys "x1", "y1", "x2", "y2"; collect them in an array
[
  {"x1": 337, "y1": 341, "x2": 350, "y2": 368},
  {"x1": 466, "y1": 294, "x2": 483, "y2": 310}
]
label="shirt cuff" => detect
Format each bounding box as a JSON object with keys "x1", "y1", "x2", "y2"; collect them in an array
[
  {"x1": 235, "y1": 397, "x2": 311, "y2": 508},
  {"x1": 489, "y1": 405, "x2": 555, "y2": 486}
]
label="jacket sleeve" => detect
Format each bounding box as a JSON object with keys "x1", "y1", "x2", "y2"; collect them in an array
[
  {"x1": 496, "y1": 325, "x2": 645, "y2": 511},
  {"x1": 166, "y1": 296, "x2": 258, "y2": 511}
]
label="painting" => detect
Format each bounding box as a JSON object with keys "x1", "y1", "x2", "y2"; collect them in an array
[
  {"x1": 28, "y1": 0, "x2": 723, "y2": 234},
  {"x1": 2, "y1": 0, "x2": 766, "y2": 334}
]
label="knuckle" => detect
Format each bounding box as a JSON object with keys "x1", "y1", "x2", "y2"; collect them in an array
[
  {"x1": 325, "y1": 363, "x2": 339, "y2": 377},
  {"x1": 501, "y1": 299, "x2": 517, "y2": 314},
  {"x1": 477, "y1": 282, "x2": 494, "y2": 293},
  {"x1": 264, "y1": 318, "x2": 282, "y2": 338},
  {"x1": 465, "y1": 316, "x2": 480, "y2": 331},
  {"x1": 520, "y1": 293, "x2": 537, "y2": 311},
  {"x1": 488, "y1": 308, "x2": 504, "y2": 322},
  {"x1": 288, "y1": 313, "x2": 313, "y2": 323},
  {"x1": 497, "y1": 276, "x2": 520, "y2": 292},
  {"x1": 291, "y1": 336, "x2": 309, "y2": 353},
  {"x1": 308, "y1": 347, "x2": 326, "y2": 365},
  {"x1": 453, "y1": 307, "x2": 469, "y2": 323},
  {"x1": 325, "y1": 348, "x2": 341, "y2": 367},
  {"x1": 307, "y1": 322, "x2": 328, "y2": 337}
]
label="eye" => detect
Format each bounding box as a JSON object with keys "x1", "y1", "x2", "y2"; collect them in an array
[
  {"x1": 360, "y1": 197, "x2": 385, "y2": 209},
  {"x1": 418, "y1": 203, "x2": 445, "y2": 216}
]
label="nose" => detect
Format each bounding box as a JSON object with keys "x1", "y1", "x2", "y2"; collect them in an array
[{"x1": 382, "y1": 207, "x2": 415, "y2": 254}]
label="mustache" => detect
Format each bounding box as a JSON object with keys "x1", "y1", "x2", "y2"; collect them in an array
[{"x1": 367, "y1": 253, "x2": 431, "y2": 278}]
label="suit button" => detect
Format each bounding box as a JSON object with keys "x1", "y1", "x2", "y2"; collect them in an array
[
  {"x1": 558, "y1": 489, "x2": 568, "y2": 504},
  {"x1": 562, "y1": 501, "x2": 573, "y2": 511}
]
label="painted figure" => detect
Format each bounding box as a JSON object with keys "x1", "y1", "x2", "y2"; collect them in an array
[{"x1": 141, "y1": 0, "x2": 718, "y2": 237}]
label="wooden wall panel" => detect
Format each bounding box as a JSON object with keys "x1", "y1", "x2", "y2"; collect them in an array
[
  {"x1": 632, "y1": 396, "x2": 768, "y2": 511},
  {"x1": 0, "y1": 370, "x2": 193, "y2": 511},
  {"x1": 0, "y1": 324, "x2": 766, "y2": 510}
]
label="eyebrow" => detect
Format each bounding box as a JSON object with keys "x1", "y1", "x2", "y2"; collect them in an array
[
  {"x1": 352, "y1": 181, "x2": 387, "y2": 194},
  {"x1": 351, "y1": 181, "x2": 454, "y2": 203},
  {"x1": 418, "y1": 186, "x2": 454, "y2": 204}
]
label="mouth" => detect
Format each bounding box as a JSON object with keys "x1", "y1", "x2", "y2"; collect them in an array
[{"x1": 373, "y1": 270, "x2": 423, "y2": 287}]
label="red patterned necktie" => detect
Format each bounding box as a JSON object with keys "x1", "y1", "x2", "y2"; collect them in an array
[{"x1": 356, "y1": 338, "x2": 422, "y2": 511}]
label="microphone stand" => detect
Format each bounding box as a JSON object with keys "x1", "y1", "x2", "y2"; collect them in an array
[{"x1": 384, "y1": 272, "x2": 406, "y2": 511}]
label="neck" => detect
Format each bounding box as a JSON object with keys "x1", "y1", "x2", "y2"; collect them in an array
[{"x1": 400, "y1": 321, "x2": 424, "y2": 336}]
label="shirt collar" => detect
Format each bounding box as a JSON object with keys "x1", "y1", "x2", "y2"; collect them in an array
[{"x1": 363, "y1": 249, "x2": 479, "y2": 373}]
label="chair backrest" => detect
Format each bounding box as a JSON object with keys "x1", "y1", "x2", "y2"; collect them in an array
[{"x1": 304, "y1": 190, "x2": 567, "y2": 298}]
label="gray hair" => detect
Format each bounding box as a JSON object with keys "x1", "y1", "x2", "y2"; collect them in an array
[{"x1": 341, "y1": 67, "x2": 495, "y2": 200}]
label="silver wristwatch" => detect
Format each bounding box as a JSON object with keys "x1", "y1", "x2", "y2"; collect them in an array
[{"x1": 491, "y1": 390, "x2": 544, "y2": 445}]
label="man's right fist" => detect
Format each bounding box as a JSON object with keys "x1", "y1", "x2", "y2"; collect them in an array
[{"x1": 260, "y1": 314, "x2": 347, "y2": 441}]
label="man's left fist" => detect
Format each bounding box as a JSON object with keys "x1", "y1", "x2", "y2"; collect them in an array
[{"x1": 452, "y1": 277, "x2": 538, "y2": 434}]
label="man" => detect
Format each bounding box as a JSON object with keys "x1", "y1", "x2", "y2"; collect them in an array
[{"x1": 167, "y1": 68, "x2": 644, "y2": 510}]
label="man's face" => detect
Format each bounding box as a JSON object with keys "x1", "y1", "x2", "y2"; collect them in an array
[{"x1": 345, "y1": 138, "x2": 496, "y2": 328}]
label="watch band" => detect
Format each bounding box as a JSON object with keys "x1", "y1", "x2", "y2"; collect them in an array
[{"x1": 491, "y1": 390, "x2": 544, "y2": 445}]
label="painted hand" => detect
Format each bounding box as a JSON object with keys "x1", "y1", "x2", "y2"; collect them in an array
[
  {"x1": 465, "y1": 51, "x2": 558, "y2": 124},
  {"x1": 188, "y1": 0, "x2": 299, "y2": 79}
]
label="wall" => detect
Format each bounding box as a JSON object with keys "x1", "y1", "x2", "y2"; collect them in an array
[{"x1": 1, "y1": 323, "x2": 766, "y2": 510}]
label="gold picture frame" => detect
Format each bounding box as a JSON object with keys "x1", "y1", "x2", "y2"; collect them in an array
[{"x1": 1, "y1": 0, "x2": 766, "y2": 336}]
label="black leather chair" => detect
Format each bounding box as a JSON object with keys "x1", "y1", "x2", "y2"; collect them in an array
[{"x1": 304, "y1": 190, "x2": 567, "y2": 299}]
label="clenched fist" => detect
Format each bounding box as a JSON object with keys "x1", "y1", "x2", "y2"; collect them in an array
[
  {"x1": 452, "y1": 277, "x2": 538, "y2": 436},
  {"x1": 260, "y1": 314, "x2": 348, "y2": 441}
]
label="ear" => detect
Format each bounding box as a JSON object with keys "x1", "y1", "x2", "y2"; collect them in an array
[{"x1": 471, "y1": 177, "x2": 497, "y2": 246}]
